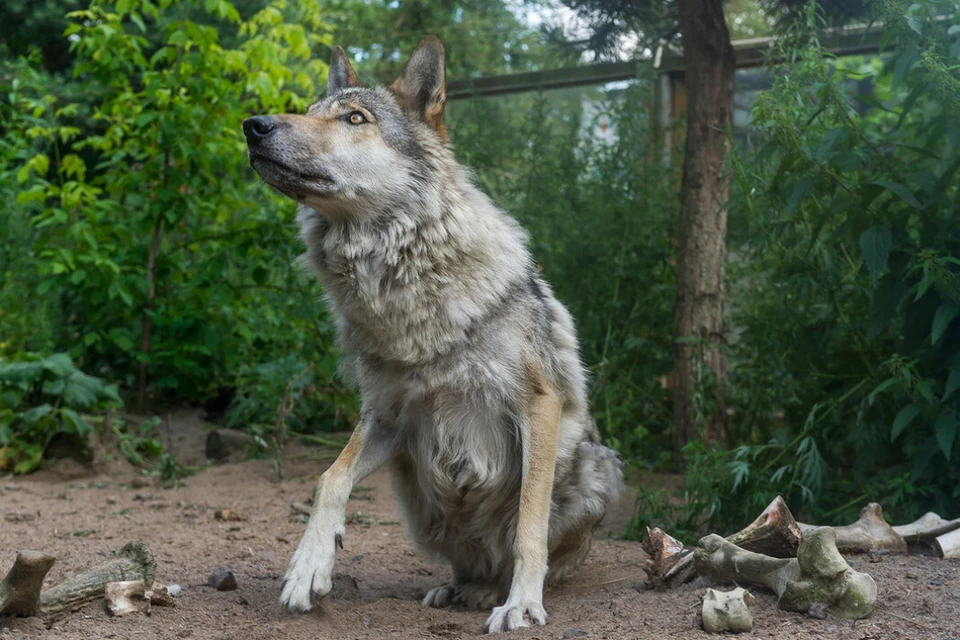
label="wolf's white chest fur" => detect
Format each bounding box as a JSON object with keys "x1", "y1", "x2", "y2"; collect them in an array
[{"x1": 297, "y1": 198, "x2": 533, "y2": 552}]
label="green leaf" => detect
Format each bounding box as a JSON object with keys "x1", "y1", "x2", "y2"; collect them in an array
[
  {"x1": 21, "y1": 404, "x2": 53, "y2": 423},
  {"x1": 934, "y1": 415, "x2": 958, "y2": 460},
  {"x1": 892, "y1": 404, "x2": 921, "y2": 441},
  {"x1": 869, "y1": 377, "x2": 897, "y2": 401},
  {"x1": 61, "y1": 408, "x2": 93, "y2": 438},
  {"x1": 893, "y1": 47, "x2": 921, "y2": 90},
  {"x1": 945, "y1": 360, "x2": 960, "y2": 402},
  {"x1": 872, "y1": 180, "x2": 922, "y2": 209},
  {"x1": 932, "y1": 302, "x2": 960, "y2": 344},
  {"x1": 904, "y1": 13, "x2": 923, "y2": 35},
  {"x1": 859, "y1": 226, "x2": 892, "y2": 280}
]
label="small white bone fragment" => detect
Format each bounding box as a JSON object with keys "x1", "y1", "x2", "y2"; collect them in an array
[
  {"x1": 105, "y1": 580, "x2": 147, "y2": 617},
  {"x1": 701, "y1": 587, "x2": 755, "y2": 633}
]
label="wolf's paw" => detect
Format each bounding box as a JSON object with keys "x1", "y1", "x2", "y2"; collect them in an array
[
  {"x1": 280, "y1": 528, "x2": 343, "y2": 613},
  {"x1": 422, "y1": 585, "x2": 456, "y2": 608},
  {"x1": 483, "y1": 601, "x2": 547, "y2": 633},
  {"x1": 458, "y1": 583, "x2": 503, "y2": 610}
]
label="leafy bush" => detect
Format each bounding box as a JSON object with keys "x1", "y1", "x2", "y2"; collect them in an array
[
  {"x1": 635, "y1": 0, "x2": 960, "y2": 540},
  {"x1": 8, "y1": 0, "x2": 336, "y2": 405},
  {"x1": 0, "y1": 352, "x2": 121, "y2": 473}
]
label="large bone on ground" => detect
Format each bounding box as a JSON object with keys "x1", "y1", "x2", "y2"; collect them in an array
[
  {"x1": 701, "y1": 587, "x2": 755, "y2": 634},
  {"x1": 641, "y1": 528, "x2": 695, "y2": 589},
  {"x1": 642, "y1": 496, "x2": 801, "y2": 589},
  {"x1": 0, "y1": 551, "x2": 57, "y2": 617},
  {"x1": 6, "y1": 541, "x2": 157, "y2": 623},
  {"x1": 39, "y1": 541, "x2": 156, "y2": 621},
  {"x1": 727, "y1": 496, "x2": 802, "y2": 558},
  {"x1": 936, "y1": 528, "x2": 960, "y2": 559},
  {"x1": 893, "y1": 512, "x2": 960, "y2": 542},
  {"x1": 694, "y1": 527, "x2": 877, "y2": 619},
  {"x1": 797, "y1": 503, "x2": 906, "y2": 554}
]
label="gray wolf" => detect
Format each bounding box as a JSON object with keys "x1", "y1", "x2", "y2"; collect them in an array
[{"x1": 242, "y1": 36, "x2": 622, "y2": 633}]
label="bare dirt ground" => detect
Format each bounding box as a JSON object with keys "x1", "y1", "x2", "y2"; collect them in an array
[{"x1": 1, "y1": 409, "x2": 959, "y2": 640}]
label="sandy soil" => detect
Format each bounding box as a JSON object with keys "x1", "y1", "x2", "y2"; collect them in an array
[{"x1": 1, "y1": 409, "x2": 958, "y2": 640}]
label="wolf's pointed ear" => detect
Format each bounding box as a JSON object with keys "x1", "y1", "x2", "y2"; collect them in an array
[
  {"x1": 328, "y1": 45, "x2": 363, "y2": 93},
  {"x1": 390, "y1": 36, "x2": 447, "y2": 138}
]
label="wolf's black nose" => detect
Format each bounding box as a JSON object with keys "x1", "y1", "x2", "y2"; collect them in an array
[{"x1": 243, "y1": 116, "x2": 276, "y2": 141}]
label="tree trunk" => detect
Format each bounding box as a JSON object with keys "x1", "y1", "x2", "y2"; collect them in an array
[{"x1": 672, "y1": 0, "x2": 735, "y2": 460}]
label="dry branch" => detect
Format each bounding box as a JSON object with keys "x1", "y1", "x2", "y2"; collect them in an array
[{"x1": 695, "y1": 527, "x2": 876, "y2": 619}]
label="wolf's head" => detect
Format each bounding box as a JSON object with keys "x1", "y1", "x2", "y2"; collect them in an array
[{"x1": 243, "y1": 37, "x2": 448, "y2": 218}]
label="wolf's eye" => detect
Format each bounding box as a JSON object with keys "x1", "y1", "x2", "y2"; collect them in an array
[{"x1": 346, "y1": 111, "x2": 367, "y2": 125}]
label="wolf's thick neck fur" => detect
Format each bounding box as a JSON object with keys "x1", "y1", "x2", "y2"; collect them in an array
[{"x1": 296, "y1": 141, "x2": 533, "y2": 371}]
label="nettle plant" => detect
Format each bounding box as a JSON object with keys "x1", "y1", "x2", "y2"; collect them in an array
[
  {"x1": 716, "y1": 0, "x2": 960, "y2": 529},
  {"x1": 0, "y1": 353, "x2": 121, "y2": 473},
  {"x1": 13, "y1": 0, "x2": 331, "y2": 403}
]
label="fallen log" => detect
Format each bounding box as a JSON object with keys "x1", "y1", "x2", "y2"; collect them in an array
[{"x1": 694, "y1": 527, "x2": 877, "y2": 620}]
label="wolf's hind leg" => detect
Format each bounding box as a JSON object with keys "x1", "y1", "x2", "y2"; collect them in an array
[
  {"x1": 281, "y1": 413, "x2": 395, "y2": 613},
  {"x1": 548, "y1": 441, "x2": 623, "y2": 584},
  {"x1": 484, "y1": 372, "x2": 560, "y2": 633}
]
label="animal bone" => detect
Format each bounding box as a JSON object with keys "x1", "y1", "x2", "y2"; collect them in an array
[
  {"x1": 105, "y1": 580, "x2": 147, "y2": 617},
  {"x1": 694, "y1": 527, "x2": 877, "y2": 619},
  {"x1": 893, "y1": 512, "x2": 960, "y2": 542},
  {"x1": 936, "y1": 527, "x2": 960, "y2": 559},
  {"x1": 0, "y1": 541, "x2": 155, "y2": 623},
  {"x1": 642, "y1": 497, "x2": 800, "y2": 589},
  {"x1": 0, "y1": 551, "x2": 56, "y2": 617},
  {"x1": 701, "y1": 587, "x2": 755, "y2": 634},
  {"x1": 641, "y1": 528, "x2": 695, "y2": 589},
  {"x1": 797, "y1": 503, "x2": 905, "y2": 554},
  {"x1": 727, "y1": 496, "x2": 802, "y2": 558}
]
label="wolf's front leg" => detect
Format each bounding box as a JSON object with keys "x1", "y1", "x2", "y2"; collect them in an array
[
  {"x1": 484, "y1": 375, "x2": 560, "y2": 633},
  {"x1": 281, "y1": 413, "x2": 395, "y2": 613}
]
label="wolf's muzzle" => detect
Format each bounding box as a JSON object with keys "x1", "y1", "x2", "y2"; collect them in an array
[{"x1": 243, "y1": 116, "x2": 277, "y2": 143}]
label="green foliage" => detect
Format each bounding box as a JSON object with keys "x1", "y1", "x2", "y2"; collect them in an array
[
  {"x1": 645, "y1": 0, "x2": 960, "y2": 537},
  {"x1": 0, "y1": 352, "x2": 121, "y2": 473},
  {"x1": 225, "y1": 354, "x2": 358, "y2": 440},
  {"x1": 7, "y1": 0, "x2": 337, "y2": 401}
]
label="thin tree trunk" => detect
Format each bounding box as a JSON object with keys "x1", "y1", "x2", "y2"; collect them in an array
[
  {"x1": 138, "y1": 212, "x2": 164, "y2": 413},
  {"x1": 138, "y1": 151, "x2": 169, "y2": 412},
  {"x1": 672, "y1": 0, "x2": 735, "y2": 460}
]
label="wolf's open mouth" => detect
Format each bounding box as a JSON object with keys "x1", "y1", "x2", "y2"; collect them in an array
[{"x1": 249, "y1": 153, "x2": 335, "y2": 185}]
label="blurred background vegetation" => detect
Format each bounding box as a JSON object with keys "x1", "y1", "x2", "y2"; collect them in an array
[{"x1": 1, "y1": 0, "x2": 959, "y2": 539}]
